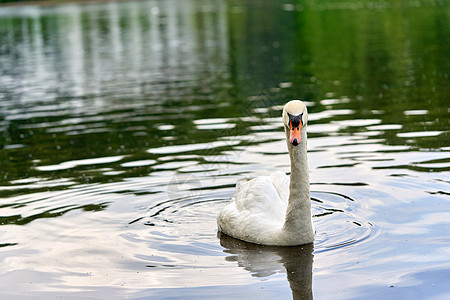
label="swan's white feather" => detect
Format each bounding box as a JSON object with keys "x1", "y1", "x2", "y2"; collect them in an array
[
  {"x1": 217, "y1": 171, "x2": 290, "y2": 245},
  {"x1": 217, "y1": 100, "x2": 314, "y2": 246}
]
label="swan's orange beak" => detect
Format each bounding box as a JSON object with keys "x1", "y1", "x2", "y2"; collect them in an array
[{"x1": 289, "y1": 120, "x2": 302, "y2": 146}]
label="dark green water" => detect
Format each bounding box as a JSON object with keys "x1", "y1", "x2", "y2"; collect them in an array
[{"x1": 0, "y1": 0, "x2": 449, "y2": 298}]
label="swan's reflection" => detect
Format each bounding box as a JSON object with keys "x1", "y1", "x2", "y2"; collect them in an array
[{"x1": 219, "y1": 233, "x2": 313, "y2": 299}]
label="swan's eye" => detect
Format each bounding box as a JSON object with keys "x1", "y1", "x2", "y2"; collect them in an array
[{"x1": 287, "y1": 113, "x2": 301, "y2": 129}]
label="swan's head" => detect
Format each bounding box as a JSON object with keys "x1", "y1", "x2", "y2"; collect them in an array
[{"x1": 282, "y1": 100, "x2": 308, "y2": 146}]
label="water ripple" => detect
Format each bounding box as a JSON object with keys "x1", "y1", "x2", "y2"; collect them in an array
[
  {"x1": 312, "y1": 191, "x2": 378, "y2": 254},
  {"x1": 127, "y1": 185, "x2": 376, "y2": 256}
]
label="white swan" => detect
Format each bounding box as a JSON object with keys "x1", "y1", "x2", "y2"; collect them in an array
[{"x1": 217, "y1": 100, "x2": 314, "y2": 246}]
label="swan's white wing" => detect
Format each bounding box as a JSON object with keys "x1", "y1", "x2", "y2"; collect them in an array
[
  {"x1": 217, "y1": 172, "x2": 288, "y2": 243},
  {"x1": 233, "y1": 175, "x2": 286, "y2": 218},
  {"x1": 270, "y1": 171, "x2": 289, "y2": 204}
]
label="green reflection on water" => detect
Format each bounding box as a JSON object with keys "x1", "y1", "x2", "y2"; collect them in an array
[
  {"x1": 0, "y1": 0, "x2": 448, "y2": 194},
  {"x1": 0, "y1": 202, "x2": 109, "y2": 225}
]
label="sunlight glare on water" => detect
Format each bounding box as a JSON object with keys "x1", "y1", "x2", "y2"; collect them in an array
[{"x1": 0, "y1": 0, "x2": 449, "y2": 298}]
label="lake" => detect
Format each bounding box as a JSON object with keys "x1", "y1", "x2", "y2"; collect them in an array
[{"x1": 0, "y1": 0, "x2": 449, "y2": 298}]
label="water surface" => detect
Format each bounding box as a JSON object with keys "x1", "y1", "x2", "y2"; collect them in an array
[{"x1": 0, "y1": 0, "x2": 449, "y2": 298}]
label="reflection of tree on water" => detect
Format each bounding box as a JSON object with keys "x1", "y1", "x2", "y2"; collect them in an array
[{"x1": 219, "y1": 232, "x2": 313, "y2": 300}]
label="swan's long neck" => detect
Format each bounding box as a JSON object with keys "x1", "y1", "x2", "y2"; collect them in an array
[{"x1": 283, "y1": 127, "x2": 313, "y2": 238}]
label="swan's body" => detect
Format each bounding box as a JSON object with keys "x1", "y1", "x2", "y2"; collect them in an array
[{"x1": 217, "y1": 100, "x2": 314, "y2": 246}]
